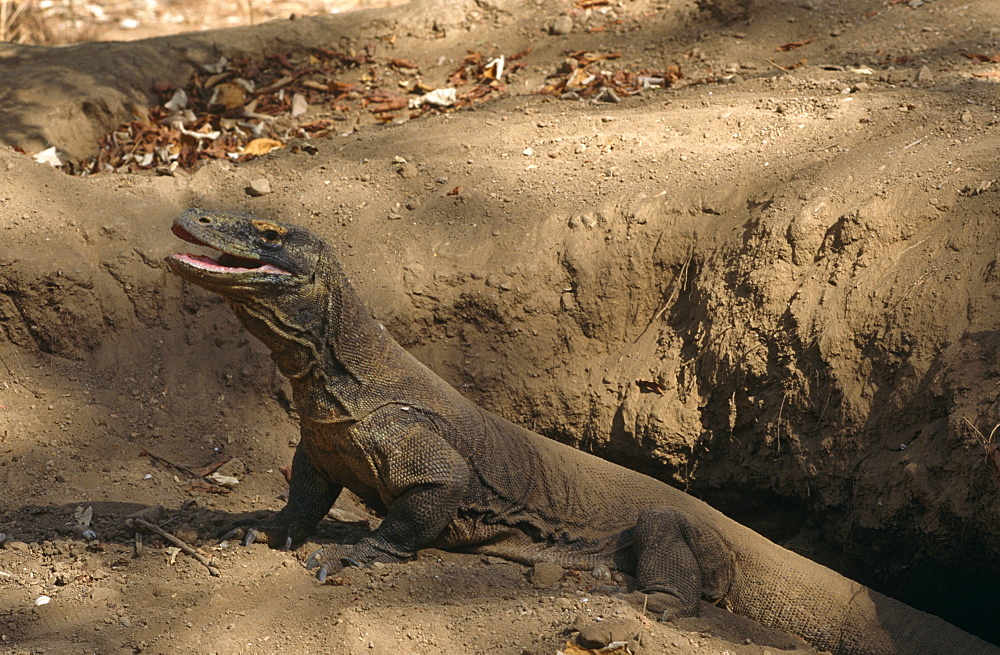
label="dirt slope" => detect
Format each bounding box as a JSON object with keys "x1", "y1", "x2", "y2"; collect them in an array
[{"x1": 1, "y1": 0, "x2": 999, "y2": 652}]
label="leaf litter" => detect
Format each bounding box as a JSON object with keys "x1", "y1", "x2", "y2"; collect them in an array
[{"x1": 56, "y1": 43, "x2": 517, "y2": 176}]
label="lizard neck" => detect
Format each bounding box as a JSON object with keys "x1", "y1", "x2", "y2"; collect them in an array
[{"x1": 230, "y1": 255, "x2": 392, "y2": 419}]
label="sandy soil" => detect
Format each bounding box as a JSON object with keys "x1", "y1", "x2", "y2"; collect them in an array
[{"x1": 1, "y1": 0, "x2": 1000, "y2": 652}]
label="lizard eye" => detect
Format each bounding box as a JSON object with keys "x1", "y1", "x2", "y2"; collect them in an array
[{"x1": 262, "y1": 229, "x2": 280, "y2": 242}]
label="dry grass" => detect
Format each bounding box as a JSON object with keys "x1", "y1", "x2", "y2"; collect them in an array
[{"x1": 963, "y1": 417, "x2": 1000, "y2": 480}]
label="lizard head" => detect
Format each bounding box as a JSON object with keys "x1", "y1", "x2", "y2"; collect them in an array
[{"x1": 166, "y1": 208, "x2": 323, "y2": 300}]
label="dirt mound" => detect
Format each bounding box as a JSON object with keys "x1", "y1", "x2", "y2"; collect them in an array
[{"x1": 1, "y1": 0, "x2": 999, "y2": 651}]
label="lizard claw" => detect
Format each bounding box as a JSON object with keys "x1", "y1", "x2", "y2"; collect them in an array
[
  {"x1": 340, "y1": 556, "x2": 361, "y2": 568},
  {"x1": 218, "y1": 528, "x2": 243, "y2": 543},
  {"x1": 283, "y1": 535, "x2": 293, "y2": 552},
  {"x1": 305, "y1": 549, "x2": 323, "y2": 570},
  {"x1": 243, "y1": 529, "x2": 259, "y2": 547},
  {"x1": 316, "y1": 566, "x2": 329, "y2": 583}
]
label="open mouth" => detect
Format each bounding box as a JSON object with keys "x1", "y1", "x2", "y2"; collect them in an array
[{"x1": 171, "y1": 224, "x2": 292, "y2": 276}]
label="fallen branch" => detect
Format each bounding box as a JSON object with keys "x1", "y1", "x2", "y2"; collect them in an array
[
  {"x1": 127, "y1": 517, "x2": 220, "y2": 576},
  {"x1": 140, "y1": 449, "x2": 228, "y2": 488}
]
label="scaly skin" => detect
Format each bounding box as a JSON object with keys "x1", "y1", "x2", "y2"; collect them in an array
[{"x1": 167, "y1": 208, "x2": 997, "y2": 655}]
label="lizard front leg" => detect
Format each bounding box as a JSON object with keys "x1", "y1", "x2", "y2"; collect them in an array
[
  {"x1": 304, "y1": 408, "x2": 471, "y2": 581},
  {"x1": 629, "y1": 506, "x2": 735, "y2": 620},
  {"x1": 222, "y1": 442, "x2": 341, "y2": 550}
]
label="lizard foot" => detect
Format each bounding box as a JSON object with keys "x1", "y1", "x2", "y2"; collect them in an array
[
  {"x1": 217, "y1": 515, "x2": 314, "y2": 551},
  {"x1": 304, "y1": 537, "x2": 413, "y2": 582},
  {"x1": 623, "y1": 591, "x2": 694, "y2": 622}
]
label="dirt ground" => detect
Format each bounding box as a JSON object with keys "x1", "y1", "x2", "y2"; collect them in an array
[{"x1": 1, "y1": 0, "x2": 1000, "y2": 652}]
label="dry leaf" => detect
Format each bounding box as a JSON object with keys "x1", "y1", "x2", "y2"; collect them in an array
[
  {"x1": 777, "y1": 39, "x2": 813, "y2": 51},
  {"x1": 291, "y1": 92, "x2": 309, "y2": 117},
  {"x1": 243, "y1": 138, "x2": 284, "y2": 156},
  {"x1": 963, "y1": 53, "x2": 1000, "y2": 64},
  {"x1": 208, "y1": 82, "x2": 246, "y2": 111}
]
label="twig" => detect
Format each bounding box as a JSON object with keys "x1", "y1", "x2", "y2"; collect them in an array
[
  {"x1": 140, "y1": 450, "x2": 227, "y2": 488},
  {"x1": 901, "y1": 137, "x2": 924, "y2": 150},
  {"x1": 776, "y1": 391, "x2": 787, "y2": 452},
  {"x1": 0, "y1": 348, "x2": 38, "y2": 396},
  {"x1": 128, "y1": 517, "x2": 220, "y2": 576}
]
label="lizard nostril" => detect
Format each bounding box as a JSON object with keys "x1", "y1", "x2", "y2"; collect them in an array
[{"x1": 198, "y1": 216, "x2": 211, "y2": 224}]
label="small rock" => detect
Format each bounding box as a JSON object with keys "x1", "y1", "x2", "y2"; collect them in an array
[
  {"x1": 246, "y1": 178, "x2": 272, "y2": 197},
  {"x1": 550, "y1": 15, "x2": 573, "y2": 35},
  {"x1": 574, "y1": 143, "x2": 587, "y2": 155},
  {"x1": 560, "y1": 91, "x2": 582, "y2": 101},
  {"x1": 522, "y1": 147, "x2": 534, "y2": 156},
  {"x1": 406, "y1": 199, "x2": 421, "y2": 210},
  {"x1": 915, "y1": 65, "x2": 933, "y2": 83},
  {"x1": 577, "y1": 617, "x2": 641, "y2": 649},
  {"x1": 530, "y1": 561, "x2": 565, "y2": 587},
  {"x1": 387, "y1": 212, "x2": 403, "y2": 221},
  {"x1": 854, "y1": 82, "x2": 870, "y2": 92},
  {"x1": 960, "y1": 110, "x2": 973, "y2": 124},
  {"x1": 397, "y1": 162, "x2": 419, "y2": 179},
  {"x1": 4, "y1": 541, "x2": 29, "y2": 552}
]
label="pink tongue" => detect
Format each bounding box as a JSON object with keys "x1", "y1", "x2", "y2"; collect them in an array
[{"x1": 174, "y1": 253, "x2": 291, "y2": 275}]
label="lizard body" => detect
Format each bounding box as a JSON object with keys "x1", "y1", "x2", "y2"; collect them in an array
[{"x1": 167, "y1": 209, "x2": 996, "y2": 655}]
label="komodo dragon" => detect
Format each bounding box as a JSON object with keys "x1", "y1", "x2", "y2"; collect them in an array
[{"x1": 167, "y1": 208, "x2": 997, "y2": 655}]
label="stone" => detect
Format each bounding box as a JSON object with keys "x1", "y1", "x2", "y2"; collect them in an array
[
  {"x1": 530, "y1": 561, "x2": 564, "y2": 587},
  {"x1": 550, "y1": 15, "x2": 573, "y2": 35},
  {"x1": 577, "y1": 617, "x2": 641, "y2": 649},
  {"x1": 246, "y1": 178, "x2": 272, "y2": 196},
  {"x1": 397, "y1": 162, "x2": 419, "y2": 179}
]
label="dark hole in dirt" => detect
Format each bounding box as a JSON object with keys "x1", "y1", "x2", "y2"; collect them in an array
[{"x1": 703, "y1": 487, "x2": 1000, "y2": 644}]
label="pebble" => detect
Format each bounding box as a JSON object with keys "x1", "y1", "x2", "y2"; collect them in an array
[
  {"x1": 4, "y1": 541, "x2": 29, "y2": 552},
  {"x1": 397, "y1": 162, "x2": 419, "y2": 179},
  {"x1": 574, "y1": 143, "x2": 587, "y2": 154},
  {"x1": 577, "y1": 617, "x2": 641, "y2": 649},
  {"x1": 915, "y1": 65, "x2": 933, "y2": 83},
  {"x1": 246, "y1": 178, "x2": 272, "y2": 196},
  {"x1": 550, "y1": 15, "x2": 573, "y2": 35},
  {"x1": 522, "y1": 147, "x2": 534, "y2": 156},
  {"x1": 530, "y1": 562, "x2": 565, "y2": 587}
]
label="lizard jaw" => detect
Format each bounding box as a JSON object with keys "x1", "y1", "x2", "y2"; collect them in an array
[
  {"x1": 169, "y1": 252, "x2": 292, "y2": 276},
  {"x1": 169, "y1": 224, "x2": 292, "y2": 277}
]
